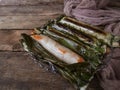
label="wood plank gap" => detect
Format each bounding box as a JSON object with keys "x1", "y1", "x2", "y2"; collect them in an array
[
  {"x1": 0, "y1": 50, "x2": 26, "y2": 52},
  {"x1": 0, "y1": 0, "x2": 63, "y2": 6},
  {"x1": 0, "y1": 3, "x2": 63, "y2": 7},
  {"x1": 0, "y1": 29, "x2": 33, "y2": 30},
  {"x1": 0, "y1": 13, "x2": 61, "y2": 16}
]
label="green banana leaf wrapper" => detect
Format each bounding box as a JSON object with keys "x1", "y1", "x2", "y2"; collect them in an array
[{"x1": 20, "y1": 15, "x2": 120, "y2": 90}]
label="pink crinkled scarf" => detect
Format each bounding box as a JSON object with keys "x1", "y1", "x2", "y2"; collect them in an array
[{"x1": 64, "y1": 0, "x2": 120, "y2": 90}]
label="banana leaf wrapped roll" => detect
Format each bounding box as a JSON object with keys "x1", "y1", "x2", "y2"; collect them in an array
[
  {"x1": 56, "y1": 16, "x2": 120, "y2": 47},
  {"x1": 20, "y1": 34, "x2": 101, "y2": 90},
  {"x1": 20, "y1": 15, "x2": 117, "y2": 90},
  {"x1": 35, "y1": 24, "x2": 107, "y2": 55},
  {"x1": 33, "y1": 28, "x2": 103, "y2": 68},
  {"x1": 45, "y1": 19, "x2": 105, "y2": 47}
]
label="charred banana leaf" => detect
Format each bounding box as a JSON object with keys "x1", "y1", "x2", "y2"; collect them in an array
[
  {"x1": 20, "y1": 15, "x2": 119, "y2": 90},
  {"x1": 35, "y1": 24, "x2": 107, "y2": 55},
  {"x1": 56, "y1": 16, "x2": 120, "y2": 47},
  {"x1": 34, "y1": 28, "x2": 102, "y2": 68},
  {"x1": 20, "y1": 34, "x2": 100, "y2": 90}
]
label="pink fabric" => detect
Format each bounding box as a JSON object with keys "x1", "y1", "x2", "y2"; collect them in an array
[
  {"x1": 64, "y1": 0, "x2": 120, "y2": 89},
  {"x1": 64, "y1": 0, "x2": 120, "y2": 34}
]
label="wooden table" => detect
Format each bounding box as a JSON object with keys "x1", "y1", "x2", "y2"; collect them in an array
[
  {"x1": 1, "y1": 0, "x2": 120, "y2": 90},
  {"x1": 0, "y1": 0, "x2": 75, "y2": 90}
]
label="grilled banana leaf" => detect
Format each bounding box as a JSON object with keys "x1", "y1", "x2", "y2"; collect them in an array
[
  {"x1": 20, "y1": 15, "x2": 119, "y2": 90},
  {"x1": 33, "y1": 28, "x2": 103, "y2": 68},
  {"x1": 20, "y1": 34, "x2": 101, "y2": 90},
  {"x1": 56, "y1": 15, "x2": 120, "y2": 47},
  {"x1": 35, "y1": 25, "x2": 107, "y2": 55}
]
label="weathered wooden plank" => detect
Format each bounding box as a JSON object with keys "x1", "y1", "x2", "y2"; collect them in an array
[
  {"x1": 0, "y1": 52, "x2": 74, "y2": 90},
  {"x1": 0, "y1": 30, "x2": 31, "y2": 51},
  {"x1": 0, "y1": 3, "x2": 63, "y2": 29},
  {"x1": 0, "y1": 15, "x2": 60, "y2": 29},
  {"x1": 0, "y1": 0, "x2": 63, "y2": 5},
  {"x1": 0, "y1": 5, "x2": 63, "y2": 16}
]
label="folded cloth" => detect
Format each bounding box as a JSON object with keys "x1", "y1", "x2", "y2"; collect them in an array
[
  {"x1": 64, "y1": 0, "x2": 120, "y2": 32},
  {"x1": 64, "y1": 0, "x2": 120, "y2": 89}
]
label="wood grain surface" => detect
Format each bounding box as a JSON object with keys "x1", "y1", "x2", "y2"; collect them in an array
[
  {"x1": 0, "y1": 5, "x2": 63, "y2": 15},
  {"x1": 0, "y1": 30, "x2": 30, "y2": 51},
  {"x1": 0, "y1": 3, "x2": 63, "y2": 29},
  {"x1": 0, "y1": 0, "x2": 75, "y2": 90},
  {"x1": 0, "y1": 15, "x2": 61, "y2": 29},
  {"x1": 0, "y1": 0, "x2": 63, "y2": 5},
  {"x1": 0, "y1": 52, "x2": 74, "y2": 90}
]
